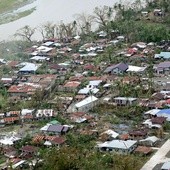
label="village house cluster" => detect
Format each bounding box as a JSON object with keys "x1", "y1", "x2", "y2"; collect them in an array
[{"x1": 0, "y1": 26, "x2": 170, "y2": 169}]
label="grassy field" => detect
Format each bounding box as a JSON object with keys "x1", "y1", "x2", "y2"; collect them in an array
[{"x1": 0, "y1": 0, "x2": 31, "y2": 14}]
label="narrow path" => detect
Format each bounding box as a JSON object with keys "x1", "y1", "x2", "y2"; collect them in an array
[{"x1": 141, "y1": 139, "x2": 170, "y2": 170}]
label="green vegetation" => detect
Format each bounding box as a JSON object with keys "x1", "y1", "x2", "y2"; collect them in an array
[
  {"x1": 163, "y1": 122, "x2": 170, "y2": 131},
  {"x1": 0, "y1": 156, "x2": 6, "y2": 164},
  {"x1": 112, "y1": 20, "x2": 170, "y2": 43},
  {"x1": 40, "y1": 147, "x2": 148, "y2": 170}
]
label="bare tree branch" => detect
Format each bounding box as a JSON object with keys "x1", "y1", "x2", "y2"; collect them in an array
[
  {"x1": 93, "y1": 6, "x2": 113, "y2": 28},
  {"x1": 74, "y1": 12, "x2": 94, "y2": 34},
  {"x1": 14, "y1": 25, "x2": 35, "y2": 42}
]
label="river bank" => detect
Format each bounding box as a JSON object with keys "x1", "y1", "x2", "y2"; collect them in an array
[
  {"x1": 0, "y1": 0, "x2": 35, "y2": 25},
  {"x1": 0, "y1": 0, "x2": 34, "y2": 14},
  {"x1": 0, "y1": 0, "x2": 137, "y2": 41}
]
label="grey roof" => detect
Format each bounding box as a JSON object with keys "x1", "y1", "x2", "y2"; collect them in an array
[
  {"x1": 42, "y1": 41, "x2": 54, "y2": 47},
  {"x1": 161, "y1": 162, "x2": 170, "y2": 170},
  {"x1": 75, "y1": 96, "x2": 98, "y2": 108},
  {"x1": 47, "y1": 125, "x2": 69, "y2": 133},
  {"x1": 30, "y1": 56, "x2": 49, "y2": 61},
  {"x1": 19, "y1": 63, "x2": 39, "y2": 72},
  {"x1": 114, "y1": 97, "x2": 137, "y2": 101},
  {"x1": 104, "y1": 63, "x2": 128, "y2": 73},
  {"x1": 157, "y1": 62, "x2": 170, "y2": 69},
  {"x1": 97, "y1": 140, "x2": 137, "y2": 150},
  {"x1": 47, "y1": 125, "x2": 64, "y2": 133},
  {"x1": 154, "y1": 54, "x2": 160, "y2": 59},
  {"x1": 63, "y1": 126, "x2": 69, "y2": 132},
  {"x1": 140, "y1": 136, "x2": 160, "y2": 143},
  {"x1": 78, "y1": 88, "x2": 99, "y2": 95},
  {"x1": 144, "y1": 109, "x2": 160, "y2": 115}
]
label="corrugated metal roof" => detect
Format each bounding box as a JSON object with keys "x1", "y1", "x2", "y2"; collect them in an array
[
  {"x1": 19, "y1": 63, "x2": 39, "y2": 72},
  {"x1": 159, "y1": 52, "x2": 170, "y2": 59},
  {"x1": 75, "y1": 96, "x2": 98, "y2": 108},
  {"x1": 47, "y1": 125, "x2": 64, "y2": 133},
  {"x1": 114, "y1": 97, "x2": 137, "y2": 101},
  {"x1": 97, "y1": 140, "x2": 137, "y2": 149},
  {"x1": 161, "y1": 161, "x2": 170, "y2": 170},
  {"x1": 104, "y1": 63, "x2": 128, "y2": 73}
]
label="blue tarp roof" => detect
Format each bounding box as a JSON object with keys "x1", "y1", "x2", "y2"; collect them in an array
[{"x1": 157, "y1": 109, "x2": 170, "y2": 115}]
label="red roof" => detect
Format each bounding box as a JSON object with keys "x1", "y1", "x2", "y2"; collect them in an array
[
  {"x1": 52, "y1": 137, "x2": 65, "y2": 144},
  {"x1": 134, "y1": 146, "x2": 152, "y2": 154},
  {"x1": 151, "y1": 117, "x2": 166, "y2": 124},
  {"x1": 9, "y1": 111, "x2": 20, "y2": 115},
  {"x1": 10, "y1": 158, "x2": 22, "y2": 164},
  {"x1": 23, "y1": 114, "x2": 33, "y2": 119},
  {"x1": 29, "y1": 74, "x2": 57, "y2": 81},
  {"x1": 64, "y1": 81, "x2": 81, "y2": 88},
  {"x1": 129, "y1": 129, "x2": 148, "y2": 136},
  {"x1": 166, "y1": 99, "x2": 170, "y2": 104},
  {"x1": 8, "y1": 84, "x2": 37, "y2": 93},
  {"x1": 75, "y1": 95, "x2": 86, "y2": 99},
  {"x1": 7, "y1": 61, "x2": 19, "y2": 67},
  {"x1": 69, "y1": 76, "x2": 84, "y2": 81},
  {"x1": 119, "y1": 134, "x2": 129, "y2": 140},
  {"x1": 32, "y1": 135, "x2": 44, "y2": 143},
  {"x1": 32, "y1": 135, "x2": 65, "y2": 145},
  {"x1": 20, "y1": 145, "x2": 37, "y2": 153},
  {"x1": 83, "y1": 64, "x2": 95, "y2": 70},
  {"x1": 71, "y1": 112, "x2": 86, "y2": 117},
  {"x1": 4, "y1": 117, "x2": 19, "y2": 122},
  {"x1": 127, "y1": 48, "x2": 137, "y2": 55}
]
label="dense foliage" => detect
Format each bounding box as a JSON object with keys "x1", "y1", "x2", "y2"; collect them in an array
[{"x1": 40, "y1": 147, "x2": 146, "y2": 170}]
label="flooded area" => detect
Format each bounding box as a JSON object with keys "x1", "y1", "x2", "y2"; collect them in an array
[{"x1": 0, "y1": 0, "x2": 133, "y2": 41}]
